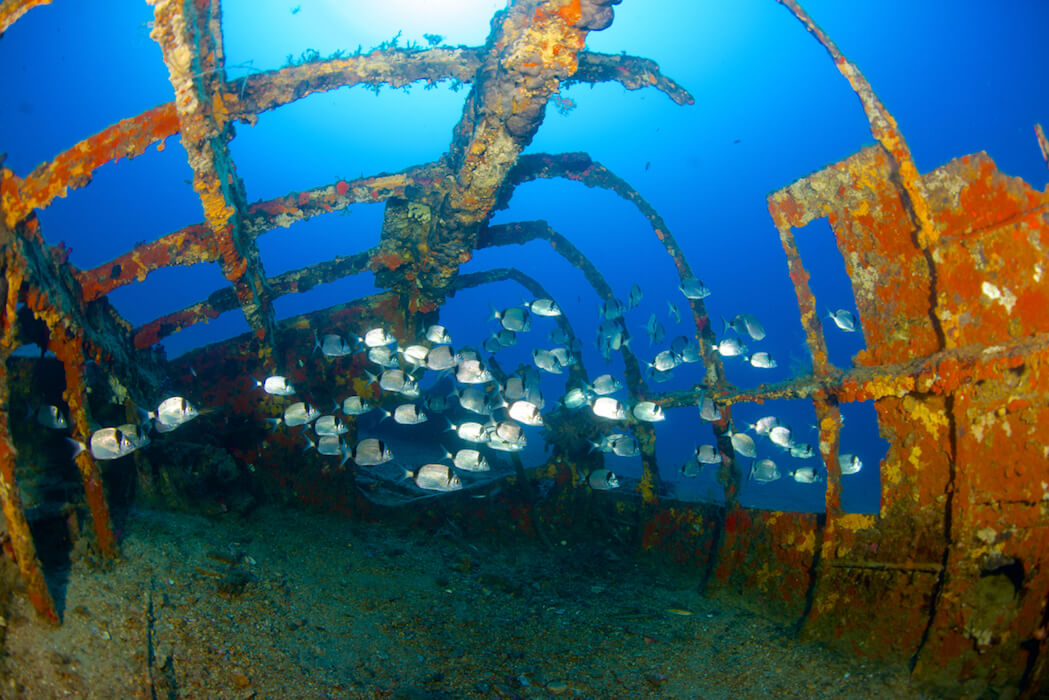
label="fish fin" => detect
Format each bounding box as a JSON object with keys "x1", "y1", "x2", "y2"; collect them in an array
[
  {"x1": 24, "y1": 401, "x2": 33, "y2": 421},
  {"x1": 364, "y1": 370, "x2": 377, "y2": 386},
  {"x1": 302, "y1": 435, "x2": 315, "y2": 452},
  {"x1": 264, "y1": 417, "x2": 282, "y2": 431},
  {"x1": 487, "y1": 302, "x2": 499, "y2": 322},
  {"x1": 312, "y1": 330, "x2": 321, "y2": 354},
  {"x1": 249, "y1": 375, "x2": 262, "y2": 388},
  {"x1": 66, "y1": 438, "x2": 86, "y2": 459}
]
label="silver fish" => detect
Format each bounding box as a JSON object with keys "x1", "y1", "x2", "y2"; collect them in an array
[
  {"x1": 632, "y1": 401, "x2": 665, "y2": 422},
  {"x1": 490, "y1": 305, "x2": 531, "y2": 332},
  {"x1": 482, "y1": 335, "x2": 502, "y2": 354},
  {"x1": 392, "y1": 403, "x2": 428, "y2": 425},
  {"x1": 532, "y1": 348, "x2": 563, "y2": 374},
  {"x1": 840, "y1": 453, "x2": 863, "y2": 475},
  {"x1": 588, "y1": 469, "x2": 620, "y2": 490},
  {"x1": 69, "y1": 427, "x2": 139, "y2": 461},
  {"x1": 716, "y1": 338, "x2": 747, "y2": 357},
  {"x1": 599, "y1": 298, "x2": 626, "y2": 320},
  {"x1": 550, "y1": 346, "x2": 574, "y2": 368},
  {"x1": 314, "y1": 414, "x2": 349, "y2": 436},
  {"x1": 35, "y1": 404, "x2": 67, "y2": 430},
  {"x1": 253, "y1": 375, "x2": 295, "y2": 396},
  {"x1": 413, "y1": 463, "x2": 462, "y2": 492},
  {"x1": 589, "y1": 374, "x2": 622, "y2": 396},
  {"x1": 341, "y1": 396, "x2": 373, "y2": 416},
  {"x1": 448, "y1": 448, "x2": 488, "y2": 472},
  {"x1": 628, "y1": 283, "x2": 643, "y2": 309},
  {"x1": 679, "y1": 278, "x2": 711, "y2": 300},
  {"x1": 153, "y1": 396, "x2": 199, "y2": 430},
  {"x1": 487, "y1": 435, "x2": 524, "y2": 452},
  {"x1": 696, "y1": 444, "x2": 721, "y2": 464},
  {"x1": 456, "y1": 347, "x2": 482, "y2": 364},
  {"x1": 749, "y1": 416, "x2": 780, "y2": 435},
  {"x1": 314, "y1": 332, "x2": 355, "y2": 357},
  {"x1": 283, "y1": 401, "x2": 321, "y2": 427},
  {"x1": 667, "y1": 301, "x2": 681, "y2": 324},
  {"x1": 451, "y1": 421, "x2": 488, "y2": 443},
  {"x1": 827, "y1": 309, "x2": 858, "y2": 332},
  {"x1": 609, "y1": 434, "x2": 639, "y2": 457},
  {"x1": 723, "y1": 313, "x2": 766, "y2": 341},
  {"x1": 730, "y1": 432, "x2": 757, "y2": 458},
  {"x1": 650, "y1": 350, "x2": 679, "y2": 372},
  {"x1": 523, "y1": 298, "x2": 561, "y2": 317},
  {"x1": 769, "y1": 425, "x2": 793, "y2": 449},
  {"x1": 698, "y1": 396, "x2": 721, "y2": 422},
  {"x1": 790, "y1": 466, "x2": 823, "y2": 483},
  {"x1": 503, "y1": 376, "x2": 526, "y2": 401},
  {"x1": 650, "y1": 368, "x2": 675, "y2": 383},
  {"x1": 508, "y1": 400, "x2": 543, "y2": 426},
  {"x1": 790, "y1": 443, "x2": 816, "y2": 459},
  {"x1": 592, "y1": 397, "x2": 627, "y2": 420},
  {"x1": 352, "y1": 438, "x2": 393, "y2": 466},
  {"x1": 750, "y1": 458, "x2": 781, "y2": 483},
  {"x1": 401, "y1": 344, "x2": 430, "y2": 369},
  {"x1": 677, "y1": 342, "x2": 702, "y2": 364},
  {"x1": 363, "y1": 328, "x2": 398, "y2": 347},
  {"x1": 562, "y1": 386, "x2": 593, "y2": 409},
  {"x1": 549, "y1": 327, "x2": 571, "y2": 345},
  {"x1": 456, "y1": 359, "x2": 493, "y2": 384},
  {"x1": 747, "y1": 351, "x2": 777, "y2": 369},
  {"x1": 457, "y1": 386, "x2": 490, "y2": 415},
  {"x1": 307, "y1": 435, "x2": 353, "y2": 467},
  {"x1": 646, "y1": 314, "x2": 665, "y2": 346},
  {"x1": 425, "y1": 324, "x2": 453, "y2": 345},
  {"x1": 426, "y1": 345, "x2": 459, "y2": 371},
  {"x1": 371, "y1": 369, "x2": 419, "y2": 397},
  {"x1": 494, "y1": 329, "x2": 517, "y2": 348},
  {"x1": 492, "y1": 420, "x2": 525, "y2": 445},
  {"x1": 680, "y1": 458, "x2": 702, "y2": 478},
  {"x1": 368, "y1": 346, "x2": 400, "y2": 368}
]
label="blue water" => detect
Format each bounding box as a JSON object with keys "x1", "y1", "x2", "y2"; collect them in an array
[{"x1": 2, "y1": 0, "x2": 1047, "y2": 514}]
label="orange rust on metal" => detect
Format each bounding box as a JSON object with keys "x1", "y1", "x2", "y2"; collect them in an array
[
  {"x1": 77, "y1": 222, "x2": 216, "y2": 302},
  {"x1": 133, "y1": 247, "x2": 378, "y2": 348},
  {"x1": 2, "y1": 104, "x2": 181, "y2": 228},
  {"x1": 4, "y1": 46, "x2": 685, "y2": 232},
  {"x1": 49, "y1": 331, "x2": 117, "y2": 557},
  {"x1": 0, "y1": 0, "x2": 51, "y2": 36},
  {"x1": 148, "y1": 0, "x2": 276, "y2": 357},
  {"x1": 0, "y1": 248, "x2": 58, "y2": 623},
  {"x1": 775, "y1": 0, "x2": 938, "y2": 250},
  {"x1": 754, "y1": 138, "x2": 1049, "y2": 693},
  {"x1": 414, "y1": 0, "x2": 617, "y2": 310}
]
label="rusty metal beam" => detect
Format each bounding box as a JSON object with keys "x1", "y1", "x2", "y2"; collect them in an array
[
  {"x1": 2, "y1": 48, "x2": 687, "y2": 229},
  {"x1": 0, "y1": 246, "x2": 57, "y2": 623},
  {"x1": 413, "y1": 0, "x2": 621, "y2": 312},
  {"x1": 133, "y1": 247, "x2": 377, "y2": 349},
  {"x1": 77, "y1": 169, "x2": 421, "y2": 302},
  {"x1": 148, "y1": 0, "x2": 276, "y2": 357},
  {"x1": 0, "y1": 0, "x2": 50, "y2": 36}
]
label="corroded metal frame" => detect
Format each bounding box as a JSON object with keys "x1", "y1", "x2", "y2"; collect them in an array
[{"x1": 0, "y1": 1, "x2": 1046, "y2": 694}]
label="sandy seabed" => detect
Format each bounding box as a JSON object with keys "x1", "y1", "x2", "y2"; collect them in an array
[{"x1": 1, "y1": 506, "x2": 926, "y2": 699}]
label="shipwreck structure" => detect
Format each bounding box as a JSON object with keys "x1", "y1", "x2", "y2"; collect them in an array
[{"x1": 1, "y1": 0, "x2": 1048, "y2": 695}]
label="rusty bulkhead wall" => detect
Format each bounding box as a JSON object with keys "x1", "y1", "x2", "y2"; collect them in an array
[{"x1": 0, "y1": 0, "x2": 1048, "y2": 695}]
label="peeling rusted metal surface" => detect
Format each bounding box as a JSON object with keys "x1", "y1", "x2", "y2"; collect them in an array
[
  {"x1": 149, "y1": 0, "x2": 277, "y2": 357},
  {"x1": 0, "y1": 0, "x2": 1047, "y2": 694},
  {"x1": 0, "y1": 0, "x2": 50, "y2": 36}
]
